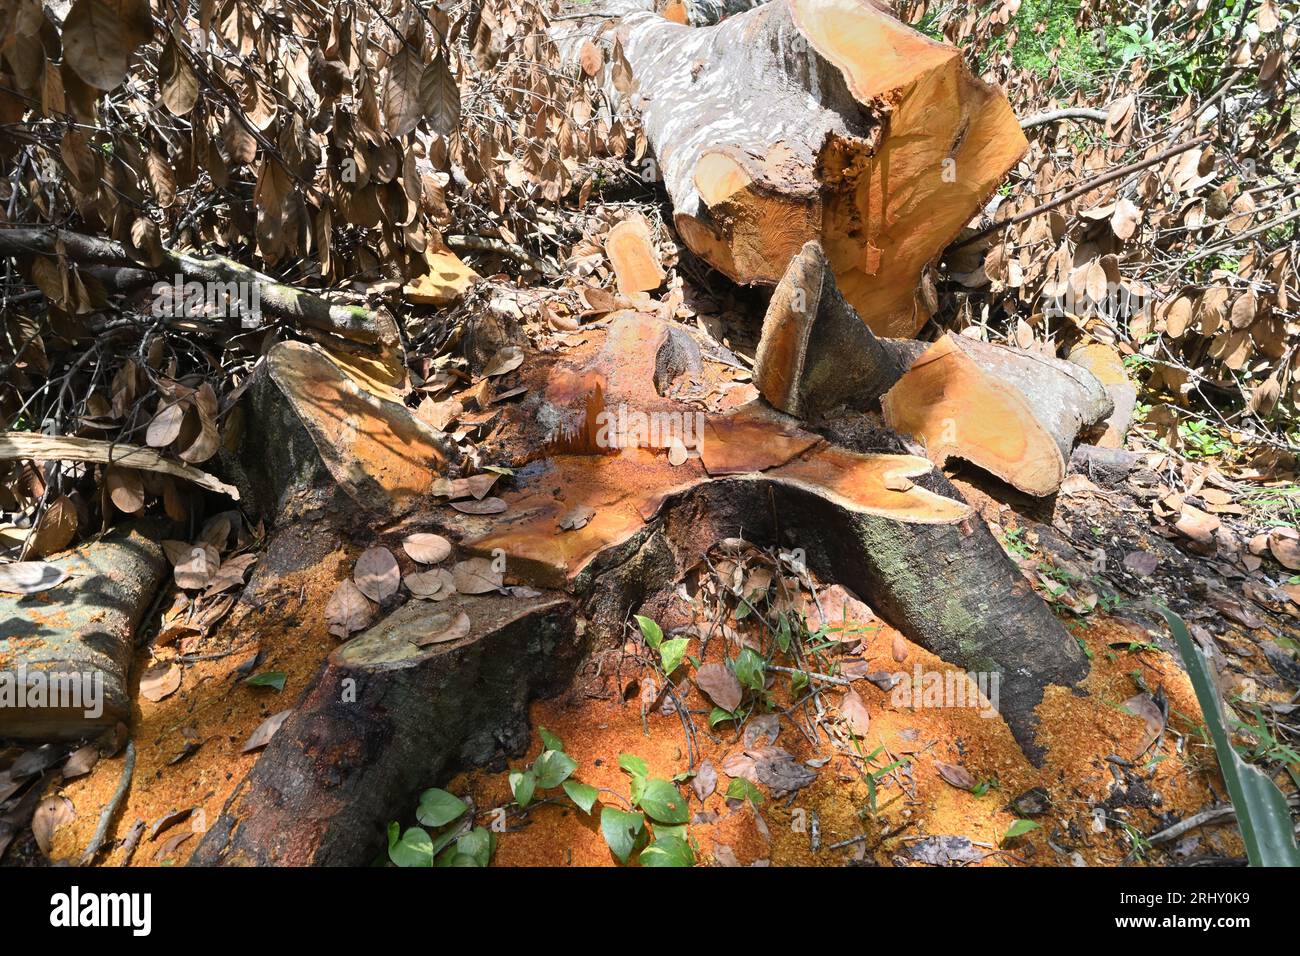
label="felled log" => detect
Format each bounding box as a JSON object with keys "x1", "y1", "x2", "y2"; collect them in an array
[
  {"x1": 751, "y1": 244, "x2": 1113, "y2": 496},
  {"x1": 1067, "y1": 343, "x2": 1137, "y2": 449},
  {"x1": 605, "y1": 215, "x2": 666, "y2": 297},
  {"x1": 881, "y1": 334, "x2": 1113, "y2": 497},
  {"x1": 570, "y1": 0, "x2": 1027, "y2": 336},
  {"x1": 0, "y1": 523, "x2": 166, "y2": 740},
  {"x1": 189, "y1": 591, "x2": 580, "y2": 866}
]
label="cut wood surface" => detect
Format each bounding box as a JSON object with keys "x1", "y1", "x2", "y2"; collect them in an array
[
  {"x1": 1068, "y1": 342, "x2": 1138, "y2": 449},
  {"x1": 564, "y1": 0, "x2": 1027, "y2": 336},
  {"x1": 604, "y1": 215, "x2": 666, "y2": 296},
  {"x1": 881, "y1": 333, "x2": 1113, "y2": 496},
  {"x1": 0, "y1": 433, "x2": 239, "y2": 499}
]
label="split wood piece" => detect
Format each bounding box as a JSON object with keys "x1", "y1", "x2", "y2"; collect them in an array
[
  {"x1": 458, "y1": 436, "x2": 1084, "y2": 759},
  {"x1": 0, "y1": 433, "x2": 239, "y2": 499},
  {"x1": 881, "y1": 333, "x2": 1113, "y2": 497},
  {"x1": 562, "y1": 0, "x2": 763, "y2": 25},
  {"x1": 573, "y1": 0, "x2": 1026, "y2": 336},
  {"x1": 753, "y1": 240, "x2": 903, "y2": 417},
  {"x1": 402, "y1": 246, "x2": 479, "y2": 306},
  {"x1": 0, "y1": 227, "x2": 404, "y2": 378},
  {"x1": 1067, "y1": 343, "x2": 1137, "y2": 449},
  {"x1": 188, "y1": 591, "x2": 579, "y2": 866},
  {"x1": 230, "y1": 341, "x2": 453, "y2": 520},
  {"x1": 604, "y1": 215, "x2": 665, "y2": 297},
  {"x1": 0, "y1": 523, "x2": 166, "y2": 739}
]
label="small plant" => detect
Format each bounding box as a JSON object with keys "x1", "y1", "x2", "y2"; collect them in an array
[
  {"x1": 599, "y1": 752, "x2": 695, "y2": 866},
  {"x1": 1159, "y1": 606, "x2": 1300, "y2": 867},
  {"x1": 386, "y1": 787, "x2": 493, "y2": 867}
]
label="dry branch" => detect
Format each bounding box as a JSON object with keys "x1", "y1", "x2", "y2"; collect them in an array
[{"x1": 0, "y1": 433, "x2": 239, "y2": 499}]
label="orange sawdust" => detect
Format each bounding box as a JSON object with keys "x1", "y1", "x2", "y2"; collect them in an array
[
  {"x1": 451, "y1": 612, "x2": 1237, "y2": 867},
  {"x1": 47, "y1": 542, "x2": 351, "y2": 866}
]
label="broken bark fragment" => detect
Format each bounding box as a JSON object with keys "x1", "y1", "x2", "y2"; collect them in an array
[
  {"x1": 881, "y1": 333, "x2": 1113, "y2": 497},
  {"x1": 0, "y1": 524, "x2": 166, "y2": 740},
  {"x1": 753, "y1": 241, "x2": 904, "y2": 417},
  {"x1": 189, "y1": 591, "x2": 579, "y2": 866},
  {"x1": 575, "y1": 0, "x2": 1027, "y2": 335}
]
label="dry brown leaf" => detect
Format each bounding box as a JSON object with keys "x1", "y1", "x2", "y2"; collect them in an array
[
  {"x1": 935, "y1": 761, "x2": 977, "y2": 791},
  {"x1": 412, "y1": 609, "x2": 472, "y2": 647},
  {"x1": 106, "y1": 466, "x2": 145, "y2": 514},
  {"x1": 32, "y1": 795, "x2": 74, "y2": 857},
  {"x1": 450, "y1": 496, "x2": 507, "y2": 515},
  {"x1": 353, "y1": 546, "x2": 400, "y2": 602},
  {"x1": 0, "y1": 560, "x2": 69, "y2": 594},
  {"x1": 840, "y1": 688, "x2": 871, "y2": 737},
  {"x1": 242, "y1": 709, "x2": 292, "y2": 752},
  {"x1": 140, "y1": 661, "x2": 181, "y2": 702},
  {"x1": 325, "y1": 578, "x2": 374, "y2": 638},
  {"x1": 558, "y1": 504, "x2": 595, "y2": 531},
  {"x1": 403, "y1": 532, "x2": 452, "y2": 564},
  {"x1": 695, "y1": 662, "x2": 743, "y2": 713},
  {"x1": 452, "y1": 557, "x2": 503, "y2": 594},
  {"x1": 405, "y1": 568, "x2": 455, "y2": 599}
]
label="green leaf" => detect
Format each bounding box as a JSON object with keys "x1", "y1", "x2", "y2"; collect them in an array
[
  {"x1": 563, "y1": 780, "x2": 598, "y2": 814},
  {"x1": 733, "y1": 648, "x2": 766, "y2": 691},
  {"x1": 776, "y1": 616, "x2": 791, "y2": 652},
  {"x1": 639, "y1": 835, "x2": 695, "y2": 867},
  {"x1": 415, "y1": 788, "x2": 468, "y2": 828},
  {"x1": 534, "y1": 749, "x2": 578, "y2": 789},
  {"x1": 642, "y1": 837, "x2": 696, "y2": 868},
  {"x1": 600, "y1": 806, "x2": 645, "y2": 865},
  {"x1": 459, "y1": 827, "x2": 496, "y2": 867},
  {"x1": 618, "y1": 753, "x2": 648, "y2": 778},
  {"x1": 619, "y1": 753, "x2": 648, "y2": 805},
  {"x1": 1001, "y1": 819, "x2": 1040, "y2": 844},
  {"x1": 638, "y1": 778, "x2": 688, "y2": 824},
  {"x1": 708, "y1": 707, "x2": 734, "y2": 728},
  {"x1": 510, "y1": 769, "x2": 537, "y2": 807},
  {"x1": 1159, "y1": 606, "x2": 1300, "y2": 867},
  {"x1": 659, "y1": 637, "x2": 689, "y2": 675},
  {"x1": 633, "y1": 614, "x2": 663, "y2": 650},
  {"x1": 387, "y1": 826, "x2": 434, "y2": 867},
  {"x1": 725, "y1": 777, "x2": 764, "y2": 806},
  {"x1": 538, "y1": 726, "x2": 564, "y2": 753},
  {"x1": 244, "y1": 671, "x2": 286, "y2": 691}
]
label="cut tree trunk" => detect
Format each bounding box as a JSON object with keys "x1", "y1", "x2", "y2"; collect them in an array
[
  {"x1": 605, "y1": 214, "x2": 666, "y2": 296},
  {"x1": 881, "y1": 333, "x2": 1114, "y2": 497},
  {"x1": 565, "y1": 0, "x2": 1027, "y2": 336},
  {"x1": 189, "y1": 590, "x2": 580, "y2": 866}
]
